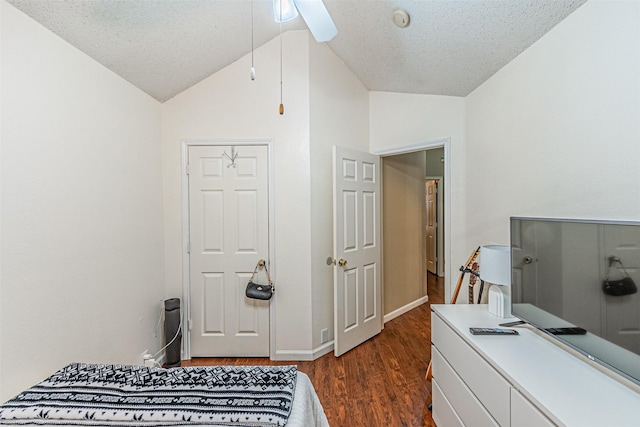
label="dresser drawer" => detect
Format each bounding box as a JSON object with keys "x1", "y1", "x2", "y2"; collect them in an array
[
  {"x1": 432, "y1": 379, "x2": 464, "y2": 427},
  {"x1": 432, "y1": 312, "x2": 511, "y2": 426},
  {"x1": 511, "y1": 388, "x2": 555, "y2": 426},
  {"x1": 432, "y1": 346, "x2": 499, "y2": 427}
]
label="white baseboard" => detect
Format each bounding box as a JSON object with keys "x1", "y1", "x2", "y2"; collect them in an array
[
  {"x1": 275, "y1": 297, "x2": 429, "y2": 361},
  {"x1": 384, "y1": 295, "x2": 429, "y2": 324},
  {"x1": 180, "y1": 298, "x2": 426, "y2": 364},
  {"x1": 274, "y1": 341, "x2": 334, "y2": 361},
  {"x1": 184, "y1": 298, "x2": 427, "y2": 364},
  {"x1": 312, "y1": 341, "x2": 334, "y2": 359},
  {"x1": 274, "y1": 350, "x2": 315, "y2": 361}
]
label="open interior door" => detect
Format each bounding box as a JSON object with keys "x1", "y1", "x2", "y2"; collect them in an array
[{"x1": 332, "y1": 146, "x2": 382, "y2": 357}]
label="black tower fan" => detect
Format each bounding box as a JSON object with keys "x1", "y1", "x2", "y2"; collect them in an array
[{"x1": 164, "y1": 298, "x2": 182, "y2": 368}]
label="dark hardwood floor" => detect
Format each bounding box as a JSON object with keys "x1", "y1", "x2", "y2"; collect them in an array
[{"x1": 183, "y1": 272, "x2": 444, "y2": 426}]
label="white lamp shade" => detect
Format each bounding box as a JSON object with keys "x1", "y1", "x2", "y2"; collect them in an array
[{"x1": 480, "y1": 244, "x2": 511, "y2": 285}]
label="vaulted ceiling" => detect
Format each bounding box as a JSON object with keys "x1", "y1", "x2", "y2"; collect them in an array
[{"x1": 6, "y1": 0, "x2": 587, "y2": 102}]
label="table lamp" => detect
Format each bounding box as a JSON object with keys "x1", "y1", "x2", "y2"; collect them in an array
[{"x1": 480, "y1": 244, "x2": 511, "y2": 317}]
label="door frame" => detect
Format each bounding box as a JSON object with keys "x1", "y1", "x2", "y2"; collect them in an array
[
  {"x1": 180, "y1": 139, "x2": 276, "y2": 360},
  {"x1": 373, "y1": 138, "x2": 452, "y2": 303}
]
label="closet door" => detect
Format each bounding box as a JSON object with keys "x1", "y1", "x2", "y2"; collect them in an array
[{"x1": 188, "y1": 145, "x2": 270, "y2": 357}]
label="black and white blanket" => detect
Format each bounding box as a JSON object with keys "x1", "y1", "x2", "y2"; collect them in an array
[{"x1": 0, "y1": 363, "x2": 297, "y2": 426}]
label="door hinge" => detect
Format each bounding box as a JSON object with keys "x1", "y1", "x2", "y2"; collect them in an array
[
  {"x1": 185, "y1": 163, "x2": 190, "y2": 175},
  {"x1": 188, "y1": 319, "x2": 192, "y2": 332},
  {"x1": 187, "y1": 241, "x2": 191, "y2": 254}
]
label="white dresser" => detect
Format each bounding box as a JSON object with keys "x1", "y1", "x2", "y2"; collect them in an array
[{"x1": 431, "y1": 304, "x2": 640, "y2": 426}]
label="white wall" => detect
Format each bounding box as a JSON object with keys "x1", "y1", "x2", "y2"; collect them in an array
[
  {"x1": 161, "y1": 31, "x2": 371, "y2": 358},
  {"x1": 369, "y1": 92, "x2": 466, "y2": 301},
  {"x1": 382, "y1": 152, "x2": 427, "y2": 313},
  {"x1": 308, "y1": 41, "x2": 369, "y2": 351},
  {"x1": 161, "y1": 31, "x2": 316, "y2": 357},
  {"x1": 369, "y1": 0, "x2": 640, "y2": 303},
  {"x1": 0, "y1": 2, "x2": 165, "y2": 401},
  {"x1": 3, "y1": 0, "x2": 635, "y2": 399},
  {"x1": 464, "y1": 0, "x2": 640, "y2": 250}
]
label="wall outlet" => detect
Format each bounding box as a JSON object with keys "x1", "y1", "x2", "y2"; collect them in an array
[{"x1": 320, "y1": 328, "x2": 328, "y2": 344}]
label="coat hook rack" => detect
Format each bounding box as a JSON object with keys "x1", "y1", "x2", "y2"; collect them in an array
[{"x1": 223, "y1": 146, "x2": 238, "y2": 168}]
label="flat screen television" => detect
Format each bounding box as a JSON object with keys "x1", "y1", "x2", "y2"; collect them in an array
[{"x1": 510, "y1": 217, "x2": 640, "y2": 386}]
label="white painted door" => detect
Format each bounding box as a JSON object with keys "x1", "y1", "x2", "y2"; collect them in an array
[
  {"x1": 332, "y1": 146, "x2": 382, "y2": 357},
  {"x1": 603, "y1": 224, "x2": 640, "y2": 354},
  {"x1": 426, "y1": 180, "x2": 437, "y2": 274},
  {"x1": 188, "y1": 145, "x2": 270, "y2": 357},
  {"x1": 510, "y1": 219, "x2": 540, "y2": 305}
]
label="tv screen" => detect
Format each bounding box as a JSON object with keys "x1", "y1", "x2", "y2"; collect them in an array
[{"x1": 510, "y1": 217, "x2": 640, "y2": 386}]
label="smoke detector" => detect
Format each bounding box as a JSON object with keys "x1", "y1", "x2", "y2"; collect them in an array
[{"x1": 392, "y1": 9, "x2": 410, "y2": 28}]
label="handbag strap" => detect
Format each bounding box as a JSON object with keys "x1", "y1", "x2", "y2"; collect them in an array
[
  {"x1": 605, "y1": 256, "x2": 630, "y2": 280},
  {"x1": 249, "y1": 259, "x2": 274, "y2": 287}
]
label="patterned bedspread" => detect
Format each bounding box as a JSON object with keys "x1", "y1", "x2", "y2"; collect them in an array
[{"x1": 0, "y1": 363, "x2": 297, "y2": 426}]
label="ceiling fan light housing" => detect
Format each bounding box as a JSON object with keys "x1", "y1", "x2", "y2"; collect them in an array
[{"x1": 274, "y1": 0, "x2": 299, "y2": 22}]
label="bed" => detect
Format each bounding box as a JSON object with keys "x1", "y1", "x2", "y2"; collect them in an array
[{"x1": 0, "y1": 363, "x2": 329, "y2": 426}]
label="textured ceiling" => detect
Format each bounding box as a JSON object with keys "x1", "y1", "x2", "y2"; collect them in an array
[{"x1": 6, "y1": 0, "x2": 587, "y2": 102}]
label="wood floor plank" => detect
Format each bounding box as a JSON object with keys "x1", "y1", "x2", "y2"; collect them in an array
[{"x1": 182, "y1": 272, "x2": 443, "y2": 426}]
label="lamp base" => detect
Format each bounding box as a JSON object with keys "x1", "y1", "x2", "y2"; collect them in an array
[{"x1": 488, "y1": 286, "x2": 510, "y2": 318}]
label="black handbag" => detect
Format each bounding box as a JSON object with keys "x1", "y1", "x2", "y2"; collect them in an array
[
  {"x1": 246, "y1": 259, "x2": 274, "y2": 300},
  {"x1": 602, "y1": 256, "x2": 637, "y2": 296}
]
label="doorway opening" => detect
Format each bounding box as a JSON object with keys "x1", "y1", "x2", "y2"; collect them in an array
[{"x1": 376, "y1": 140, "x2": 450, "y2": 322}]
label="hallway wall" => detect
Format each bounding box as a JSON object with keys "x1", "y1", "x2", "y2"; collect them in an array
[{"x1": 382, "y1": 151, "x2": 427, "y2": 315}]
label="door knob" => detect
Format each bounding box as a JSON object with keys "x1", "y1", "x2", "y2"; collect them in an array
[
  {"x1": 523, "y1": 256, "x2": 533, "y2": 264},
  {"x1": 327, "y1": 257, "x2": 348, "y2": 267}
]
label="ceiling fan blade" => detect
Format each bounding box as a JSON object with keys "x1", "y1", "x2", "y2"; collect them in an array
[{"x1": 293, "y1": 0, "x2": 338, "y2": 42}]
